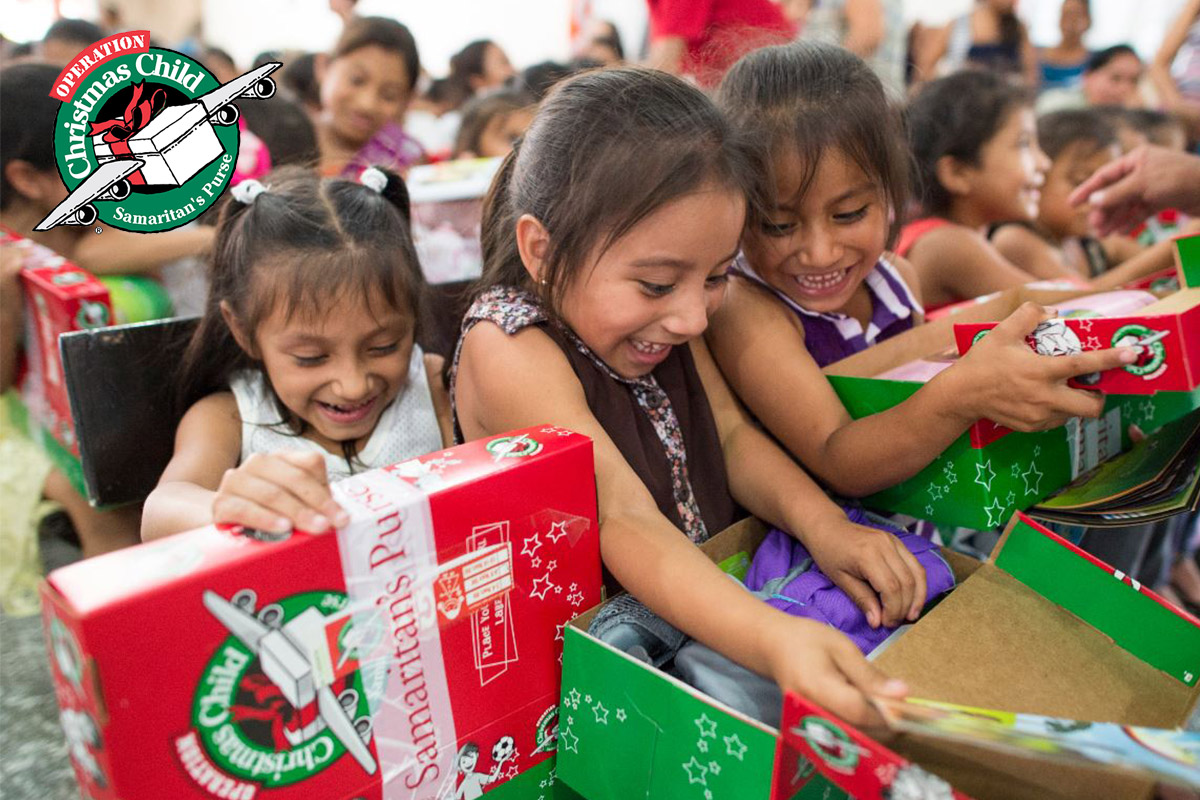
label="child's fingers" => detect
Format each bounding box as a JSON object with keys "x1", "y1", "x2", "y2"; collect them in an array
[
  {"x1": 994, "y1": 302, "x2": 1053, "y2": 338},
  {"x1": 238, "y1": 454, "x2": 345, "y2": 527},
  {"x1": 1049, "y1": 346, "x2": 1139, "y2": 381},
  {"x1": 277, "y1": 450, "x2": 330, "y2": 483},
  {"x1": 893, "y1": 541, "x2": 927, "y2": 621},
  {"x1": 869, "y1": 555, "x2": 913, "y2": 628},
  {"x1": 836, "y1": 573, "x2": 883, "y2": 629},
  {"x1": 219, "y1": 469, "x2": 330, "y2": 532},
  {"x1": 1068, "y1": 152, "x2": 1134, "y2": 208},
  {"x1": 1128, "y1": 424, "x2": 1146, "y2": 443},
  {"x1": 212, "y1": 494, "x2": 292, "y2": 534},
  {"x1": 273, "y1": 452, "x2": 350, "y2": 525}
]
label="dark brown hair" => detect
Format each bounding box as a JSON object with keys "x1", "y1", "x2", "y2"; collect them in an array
[
  {"x1": 475, "y1": 66, "x2": 757, "y2": 311},
  {"x1": 1037, "y1": 108, "x2": 1117, "y2": 161},
  {"x1": 452, "y1": 89, "x2": 535, "y2": 158},
  {"x1": 907, "y1": 70, "x2": 1031, "y2": 217},
  {"x1": 718, "y1": 41, "x2": 910, "y2": 246},
  {"x1": 178, "y1": 166, "x2": 425, "y2": 459},
  {"x1": 333, "y1": 16, "x2": 420, "y2": 92}
]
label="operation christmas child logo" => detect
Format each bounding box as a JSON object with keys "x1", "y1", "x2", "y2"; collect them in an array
[
  {"x1": 177, "y1": 588, "x2": 381, "y2": 798},
  {"x1": 38, "y1": 31, "x2": 280, "y2": 234}
]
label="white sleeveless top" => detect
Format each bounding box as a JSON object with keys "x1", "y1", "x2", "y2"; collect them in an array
[{"x1": 229, "y1": 345, "x2": 443, "y2": 481}]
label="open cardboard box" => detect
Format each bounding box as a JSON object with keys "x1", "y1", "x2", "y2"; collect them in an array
[
  {"x1": 823, "y1": 286, "x2": 1200, "y2": 530},
  {"x1": 557, "y1": 515, "x2": 1200, "y2": 800}
]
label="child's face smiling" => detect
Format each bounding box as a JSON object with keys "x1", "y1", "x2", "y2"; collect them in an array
[
  {"x1": 965, "y1": 107, "x2": 1049, "y2": 224},
  {"x1": 251, "y1": 291, "x2": 414, "y2": 455},
  {"x1": 553, "y1": 184, "x2": 744, "y2": 379},
  {"x1": 320, "y1": 45, "x2": 411, "y2": 148},
  {"x1": 1038, "y1": 140, "x2": 1119, "y2": 240},
  {"x1": 742, "y1": 148, "x2": 888, "y2": 314}
]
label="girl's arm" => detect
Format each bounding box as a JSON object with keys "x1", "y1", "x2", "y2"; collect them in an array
[
  {"x1": 141, "y1": 392, "x2": 346, "y2": 540},
  {"x1": 906, "y1": 224, "x2": 1037, "y2": 307},
  {"x1": 71, "y1": 226, "x2": 214, "y2": 275},
  {"x1": 455, "y1": 321, "x2": 907, "y2": 726},
  {"x1": 842, "y1": 0, "x2": 884, "y2": 59},
  {"x1": 689, "y1": 336, "x2": 926, "y2": 627},
  {"x1": 1, "y1": 247, "x2": 23, "y2": 393},
  {"x1": 991, "y1": 224, "x2": 1083, "y2": 280},
  {"x1": 706, "y1": 281, "x2": 1132, "y2": 499},
  {"x1": 1151, "y1": 0, "x2": 1200, "y2": 115}
]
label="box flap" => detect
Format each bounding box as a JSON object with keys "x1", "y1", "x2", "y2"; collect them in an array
[
  {"x1": 991, "y1": 514, "x2": 1200, "y2": 699},
  {"x1": 1175, "y1": 233, "x2": 1200, "y2": 289}
]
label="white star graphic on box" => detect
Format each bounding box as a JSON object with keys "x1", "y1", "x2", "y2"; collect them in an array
[
  {"x1": 696, "y1": 713, "x2": 718, "y2": 739},
  {"x1": 592, "y1": 701, "x2": 609, "y2": 725},
  {"x1": 683, "y1": 756, "x2": 709, "y2": 786},
  {"x1": 530, "y1": 572, "x2": 556, "y2": 601},
  {"x1": 568, "y1": 590, "x2": 585, "y2": 607},
  {"x1": 546, "y1": 560, "x2": 558, "y2": 572},
  {"x1": 697, "y1": 738, "x2": 709, "y2": 753},
  {"x1": 560, "y1": 727, "x2": 579, "y2": 753},
  {"x1": 984, "y1": 497, "x2": 1008, "y2": 528},
  {"x1": 546, "y1": 520, "x2": 570, "y2": 544},
  {"x1": 1012, "y1": 463, "x2": 1022, "y2": 479},
  {"x1": 928, "y1": 483, "x2": 945, "y2": 501},
  {"x1": 555, "y1": 623, "x2": 566, "y2": 642},
  {"x1": 522, "y1": 533, "x2": 542, "y2": 559},
  {"x1": 1006, "y1": 491, "x2": 1016, "y2": 506},
  {"x1": 926, "y1": 504, "x2": 934, "y2": 516},
  {"x1": 1139, "y1": 398, "x2": 1156, "y2": 423},
  {"x1": 704, "y1": 790, "x2": 712, "y2": 800},
  {"x1": 567, "y1": 688, "x2": 581, "y2": 709},
  {"x1": 1023, "y1": 461, "x2": 1044, "y2": 496},
  {"x1": 540, "y1": 426, "x2": 574, "y2": 437},
  {"x1": 531, "y1": 556, "x2": 541, "y2": 569},
  {"x1": 709, "y1": 761, "x2": 721, "y2": 776},
  {"x1": 975, "y1": 461, "x2": 996, "y2": 491},
  {"x1": 1076, "y1": 318, "x2": 1093, "y2": 332},
  {"x1": 616, "y1": 708, "x2": 627, "y2": 722},
  {"x1": 554, "y1": 585, "x2": 563, "y2": 595},
  {"x1": 1034, "y1": 445, "x2": 1042, "y2": 457},
  {"x1": 944, "y1": 464, "x2": 958, "y2": 484},
  {"x1": 724, "y1": 733, "x2": 748, "y2": 760},
  {"x1": 567, "y1": 715, "x2": 574, "y2": 726},
  {"x1": 569, "y1": 582, "x2": 578, "y2": 592},
  {"x1": 1084, "y1": 336, "x2": 1102, "y2": 350},
  {"x1": 584, "y1": 694, "x2": 592, "y2": 703},
  {"x1": 504, "y1": 763, "x2": 520, "y2": 780}
]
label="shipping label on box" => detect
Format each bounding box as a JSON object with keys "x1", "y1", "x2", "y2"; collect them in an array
[
  {"x1": 41, "y1": 426, "x2": 599, "y2": 800},
  {"x1": 3, "y1": 226, "x2": 112, "y2": 465}
]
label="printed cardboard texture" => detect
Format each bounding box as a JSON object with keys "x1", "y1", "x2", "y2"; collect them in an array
[
  {"x1": 557, "y1": 518, "x2": 855, "y2": 800},
  {"x1": 41, "y1": 427, "x2": 599, "y2": 800},
  {"x1": 782, "y1": 513, "x2": 1200, "y2": 800},
  {"x1": 823, "y1": 286, "x2": 1200, "y2": 529}
]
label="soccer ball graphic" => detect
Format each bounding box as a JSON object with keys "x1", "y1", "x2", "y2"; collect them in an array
[
  {"x1": 1028, "y1": 319, "x2": 1082, "y2": 357},
  {"x1": 492, "y1": 735, "x2": 516, "y2": 765}
]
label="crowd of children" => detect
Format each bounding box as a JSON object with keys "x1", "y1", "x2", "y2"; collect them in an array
[{"x1": 3, "y1": 4, "x2": 1200, "y2": 747}]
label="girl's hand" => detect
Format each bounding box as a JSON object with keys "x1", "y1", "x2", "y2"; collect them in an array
[
  {"x1": 805, "y1": 517, "x2": 927, "y2": 628},
  {"x1": 952, "y1": 302, "x2": 1139, "y2": 432},
  {"x1": 765, "y1": 616, "x2": 909, "y2": 727},
  {"x1": 212, "y1": 451, "x2": 349, "y2": 534}
]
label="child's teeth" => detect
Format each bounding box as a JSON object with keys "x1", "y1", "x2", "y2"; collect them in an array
[
  {"x1": 797, "y1": 270, "x2": 846, "y2": 290},
  {"x1": 632, "y1": 340, "x2": 667, "y2": 354}
]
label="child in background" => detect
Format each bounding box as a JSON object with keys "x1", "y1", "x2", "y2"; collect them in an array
[
  {"x1": 314, "y1": 17, "x2": 426, "y2": 179},
  {"x1": 451, "y1": 90, "x2": 536, "y2": 159},
  {"x1": 453, "y1": 66, "x2": 932, "y2": 727},
  {"x1": 708, "y1": 42, "x2": 1134, "y2": 502},
  {"x1": 141, "y1": 167, "x2": 451, "y2": 540},
  {"x1": 899, "y1": 70, "x2": 1050, "y2": 308},
  {"x1": 992, "y1": 109, "x2": 1182, "y2": 282},
  {"x1": 445, "y1": 40, "x2": 517, "y2": 109}
]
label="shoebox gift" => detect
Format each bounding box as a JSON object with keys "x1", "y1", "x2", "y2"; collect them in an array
[
  {"x1": 782, "y1": 512, "x2": 1200, "y2": 799},
  {"x1": 557, "y1": 515, "x2": 1200, "y2": 800},
  {"x1": 954, "y1": 237, "x2": 1200, "y2": 395},
  {"x1": 408, "y1": 157, "x2": 501, "y2": 284},
  {"x1": 822, "y1": 286, "x2": 1200, "y2": 530},
  {"x1": 555, "y1": 517, "x2": 978, "y2": 800},
  {"x1": 92, "y1": 100, "x2": 223, "y2": 186},
  {"x1": 3, "y1": 226, "x2": 111, "y2": 489},
  {"x1": 40, "y1": 426, "x2": 598, "y2": 800}
]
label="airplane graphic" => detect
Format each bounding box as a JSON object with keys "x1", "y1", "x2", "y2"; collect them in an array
[
  {"x1": 202, "y1": 589, "x2": 378, "y2": 775},
  {"x1": 36, "y1": 62, "x2": 281, "y2": 232}
]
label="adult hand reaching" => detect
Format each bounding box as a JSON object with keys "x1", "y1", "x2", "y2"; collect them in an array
[{"x1": 1069, "y1": 145, "x2": 1200, "y2": 236}]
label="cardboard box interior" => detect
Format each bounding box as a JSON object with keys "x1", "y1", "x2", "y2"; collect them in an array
[{"x1": 565, "y1": 516, "x2": 1200, "y2": 800}]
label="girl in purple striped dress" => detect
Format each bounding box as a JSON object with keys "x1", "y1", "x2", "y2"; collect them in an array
[{"x1": 708, "y1": 41, "x2": 1137, "y2": 502}]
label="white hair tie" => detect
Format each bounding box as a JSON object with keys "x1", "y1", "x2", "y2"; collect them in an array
[
  {"x1": 359, "y1": 167, "x2": 388, "y2": 194},
  {"x1": 231, "y1": 179, "x2": 269, "y2": 205}
]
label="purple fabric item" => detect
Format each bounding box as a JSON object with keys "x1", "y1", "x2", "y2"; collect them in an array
[
  {"x1": 744, "y1": 509, "x2": 955, "y2": 654},
  {"x1": 729, "y1": 255, "x2": 920, "y2": 368},
  {"x1": 341, "y1": 121, "x2": 426, "y2": 180}
]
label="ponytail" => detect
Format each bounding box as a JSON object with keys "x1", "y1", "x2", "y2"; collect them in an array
[{"x1": 478, "y1": 144, "x2": 531, "y2": 298}]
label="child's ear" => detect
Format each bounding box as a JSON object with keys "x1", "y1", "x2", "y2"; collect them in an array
[
  {"x1": 514, "y1": 213, "x2": 550, "y2": 285},
  {"x1": 220, "y1": 300, "x2": 258, "y2": 358},
  {"x1": 4, "y1": 160, "x2": 58, "y2": 207},
  {"x1": 935, "y1": 155, "x2": 974, "y2": 198}
]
